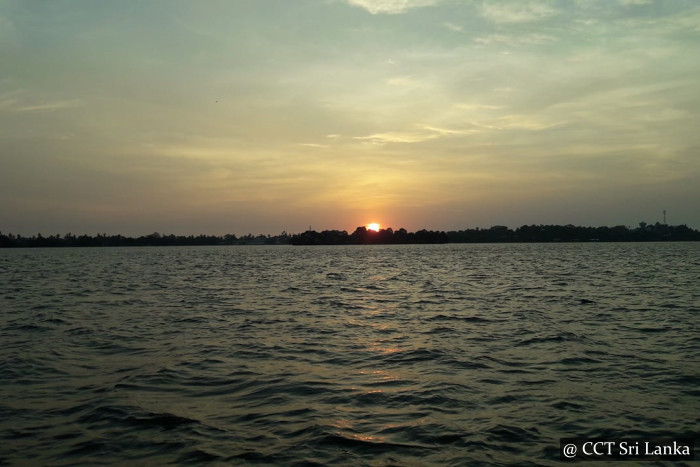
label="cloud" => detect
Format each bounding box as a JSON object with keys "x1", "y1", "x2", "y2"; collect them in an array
[
  {"x1": 443, "y1": 22, "x2": 463, "y2": 32},
  {"x1": 455, "y1": 103, "x2": 504, "y2": 111},
  {"x1": 354, "y1": 124, "x2": 471, "y2": 144},
  {"x1": 346, "y1": 0, "x2": 441, "y2": 15},
  {"x1": 0, "y1": 90, "x2": 83, "y2": 113},
  {"x1": 494, "y1": 114, "x2": 569, "y2": 131},
  {"x1": 479, "y1": 1, "x2": 558, "y2": 24},
  {"x1": 13, "y1": 100, "x2": 83, "y2": 112},
  {"x1": 474, "y1": 33, "x2": 556, "y2": 46},
  {"x1": 355, "y1": 131, "x2": 439, "y2": 144},
  {"x1": 385, "y1": 75, "x2": 422, "y2": 87},
  {"x1": 418, "y1": 125, "x2": 470, "y2": 136},
  {"x1": 659, "y1": 7, "x2": 700, "y2": 33}
]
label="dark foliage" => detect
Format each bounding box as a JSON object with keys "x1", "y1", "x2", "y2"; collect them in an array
[
  {"x1": 0, "y1": 231, "x2": 291, "y2": 248},
  {"x1": 447, "y1": 222, "x2": 700, "y2": 243},
  {"x1": 1, "y1": 222, "x2": 698, "y2": 248},
  {"x1": 289, "y1": 227, "x2": 449, "y2": 245}
]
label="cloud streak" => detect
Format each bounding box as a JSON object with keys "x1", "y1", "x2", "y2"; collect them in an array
[
  {"x1": 479, "y1": 1, "x2": 558, "y2": 24},
  {"x1": 354, "y1": 124, "x2": 473, "y2": 145},
  {"x1": 0, "y1": 89, "x2": 83, "y2": 113},
  {"x1": 346, "y1": 0, "x2": 441, "y2": 15}
]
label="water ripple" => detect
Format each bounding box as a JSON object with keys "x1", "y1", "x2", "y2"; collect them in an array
[{"x1": 1, "y1": 243, "x2": 698, "y2": 465}]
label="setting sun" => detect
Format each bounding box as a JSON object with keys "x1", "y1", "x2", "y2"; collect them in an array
[{"x1": 367, "y1": 223, "x2": 380, "y2": 232}]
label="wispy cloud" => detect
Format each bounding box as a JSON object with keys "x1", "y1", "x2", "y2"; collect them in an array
[
  {"x1": 474, "y1": 33, "x2": 556, "y2": 46},
  {"x1": 455, "y1": 103, "x2": 504, "y2": 111},
  {"x1": 495, "y1": 114, "x2": 569, "y2": 131},
  {"x1": 656, "y1": 7, "x2": 700, "y2": 34},
  {"x1": 418, "y1": 125, "x2": 470, "y2": 136},
  {"x1": 355, "y1": 124, "x2": 471, "y2": 144},
  {"x1": 619, "y1": 0, "x2": 651, "y2": 5},
  {"x1": 443, "y1": 22, "x2": 463, "y2": 32},
  {"x1": 385, "y1": 75, "x2": 421, "y2": 87},
  {"x1": 355, "y1": 131, "x2": 439, "y2": 144},
  {"x1": 15, "y1": 100, "x2": 83, "y2": 112},
  {"x1": 0, "y1": 91, "x2": 83, "y2": 113},
  {"x1": 346, "y1": 0, "x2": 441, "y2": 15},
  {"x1": 479, "y1": 1, "x2": 558, "y2": 24}
]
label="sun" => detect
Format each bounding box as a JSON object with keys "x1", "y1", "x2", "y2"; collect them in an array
[{"x1": 367, "y1": 223, "x2": 380, "y2": 232}]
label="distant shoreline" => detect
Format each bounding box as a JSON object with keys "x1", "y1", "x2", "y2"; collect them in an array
[{"x1": 2, "y1": 223, "x2": 699, "y2": 247}]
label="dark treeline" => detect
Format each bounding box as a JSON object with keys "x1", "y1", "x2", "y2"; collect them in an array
[
  {"x1": 290, "y1": 222, "x2": 699, "y2": 245},
  {"x1": 0, "y1": 231, "x2": 291, "y2": 248},
  {"x1": 1, "y1": 222, "x2": 698, "y2": 248},
  {"x1": 447, "y1": 222, "x2": 700, "y2": 243},
  {"x1": 289, "y1": 226, "x2": 449, "y2": 245}
]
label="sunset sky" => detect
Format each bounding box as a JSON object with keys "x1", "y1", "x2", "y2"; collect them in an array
[{"x1": 2, "y1": 0, "x2": 699, "y2": 236}]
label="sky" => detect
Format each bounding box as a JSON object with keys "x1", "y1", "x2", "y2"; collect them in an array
[{"x1": 1, "y1": 0, "x2": 699, "y2": 236}]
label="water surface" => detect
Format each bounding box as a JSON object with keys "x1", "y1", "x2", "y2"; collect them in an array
[{"x1": 1, "y1": 243, "x2": 698, "y2": 465}]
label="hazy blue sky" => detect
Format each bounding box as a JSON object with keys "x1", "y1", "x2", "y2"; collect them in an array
[{"x1": 2, "y1": 0, "x2": 699, "y2": 235}]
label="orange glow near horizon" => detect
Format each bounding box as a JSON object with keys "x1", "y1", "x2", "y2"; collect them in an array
[{"x1": 367, "y1": 223, "x2": 380, "y2": 232}]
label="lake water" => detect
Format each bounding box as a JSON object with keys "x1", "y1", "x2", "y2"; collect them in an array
[{"x1": 1, "y1": 243, "x2": 698, "y2": 465}]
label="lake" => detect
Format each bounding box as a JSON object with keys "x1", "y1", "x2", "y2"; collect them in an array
[{"x1": 1, "y1": 243, "x2": 698, "y2": 465}]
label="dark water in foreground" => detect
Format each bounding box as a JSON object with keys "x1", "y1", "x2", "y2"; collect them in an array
[{"x1": 1, "y1": 243, "x2": 698, "y2": 466}]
